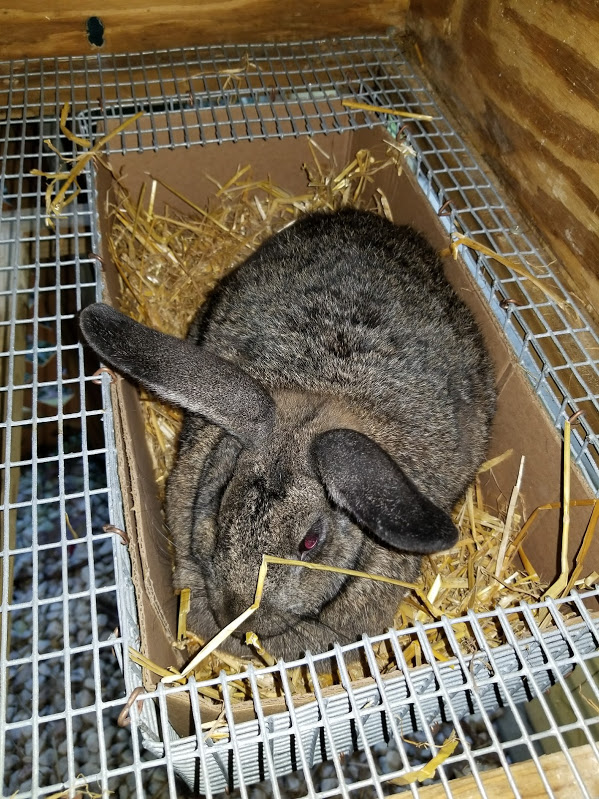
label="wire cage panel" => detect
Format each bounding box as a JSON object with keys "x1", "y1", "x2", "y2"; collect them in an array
[
  {"x1": 138, "y1": 600, "x2": 599, "y2": 794},
  {"x1": 1, "y1": 35, "x2": 599, "y2": 799}
]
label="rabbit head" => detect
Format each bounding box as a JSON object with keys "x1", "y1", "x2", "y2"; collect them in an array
[{"x1": 80, "y1": 302, "x2": 460, "y2": 661}]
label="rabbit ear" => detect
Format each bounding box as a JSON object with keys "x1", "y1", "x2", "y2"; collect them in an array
[
  {"x1": 79, "y1": 303, "x2": 274, "y2": 442},
  {"x1": 312, "y1": 429, "x2": 458, "y2": 554}
]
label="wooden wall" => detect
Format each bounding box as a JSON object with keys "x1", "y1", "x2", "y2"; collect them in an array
[
  {"x1": 1, "y1": 1, "x2": 598, "y2": 324},
  {"x1": 408, "y1": 0, "x2": 599, "y2": 325},
  {"x1": 0, "y1": 1, "x2": 408, "y2": 60}
]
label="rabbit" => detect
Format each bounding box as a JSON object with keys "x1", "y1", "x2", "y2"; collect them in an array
[{"x1": 79, "y1": 207, "x2": 496, "y2": 663}]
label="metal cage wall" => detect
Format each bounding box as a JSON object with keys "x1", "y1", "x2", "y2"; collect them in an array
[{"x1": 1, "y1": 36, "x2": 599, "y2": 798}]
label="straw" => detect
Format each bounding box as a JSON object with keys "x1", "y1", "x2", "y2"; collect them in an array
[
  {"x1": 96, "y1": 137, "x2": 595, "y2": 701},
  {"x1": 443, "y1": 235, "x2": 571, "y2": 312},
  {"x1": 495, "y1": 456, "x2": 525, "y2": 579},
  {"x1": 342, "y1": 99, "x2": 434, "y2": 121},
  {"x1": 391, "y1": 730, "x2": 458, "y2": 785}
]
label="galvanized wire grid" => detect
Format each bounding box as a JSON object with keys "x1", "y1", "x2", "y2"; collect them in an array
[
  {"x1": 1, "y1": 35, "x2": 598, "y2": 799},
  {"x1": 144, "y1": 593, "x2": 599, "y2": 797}
]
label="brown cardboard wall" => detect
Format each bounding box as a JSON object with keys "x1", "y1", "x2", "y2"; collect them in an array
[{"x1": 94, "y1": 116, "x2": 595, "y2": 727}]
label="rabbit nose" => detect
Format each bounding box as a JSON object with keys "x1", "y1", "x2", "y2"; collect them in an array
[
  {"x1": 215, "y1": 607, "x2": 261, "y2": 642},
  {"x1": 214, "y1": 588, "x2": 253, "y2": 628}
]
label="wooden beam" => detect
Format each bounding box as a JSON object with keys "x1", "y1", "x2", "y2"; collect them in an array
[
  {"x1": 0, "y1": 1, "x2": 408, "y2": 60},
  {"x1": 416, "y1": 743, "x2": 599, "y2": 799},
  {"x1": 408, "y1": 0, "x2": 599, "y2": 327}
]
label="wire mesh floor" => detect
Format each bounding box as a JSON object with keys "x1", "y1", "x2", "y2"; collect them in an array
[{"x1": 1, "y1": 35, "x2": 599, "y2": 798}]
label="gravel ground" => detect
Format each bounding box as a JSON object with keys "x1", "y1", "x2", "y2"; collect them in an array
[
  {"x1": 6, "y1": 442, "x2": 504, "y2": 798},
  {"x1": 6, "y1": 445, "x2": 176, "y2": 798}
]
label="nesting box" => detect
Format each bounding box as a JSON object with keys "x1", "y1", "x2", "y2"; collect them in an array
[{"x1": 90, "y1": 100, "x2": 599, "y2": 771}]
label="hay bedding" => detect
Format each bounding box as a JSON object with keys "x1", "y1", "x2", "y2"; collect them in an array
[
  {"x1": 37, "y1": 115, "x2": 597, "y2": 704},
  {"x1": 103, "y1": 140, "x2": 565, "y2": 693}
]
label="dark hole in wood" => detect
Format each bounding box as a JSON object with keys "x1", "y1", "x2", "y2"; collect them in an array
[{"x1": 86, "y1": 17, "x2": 104, "y2": 48}]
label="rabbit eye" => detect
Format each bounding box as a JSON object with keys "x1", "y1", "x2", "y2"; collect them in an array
[{"x1": 300, "y1": 519, "x2": 324, "y2": 555}]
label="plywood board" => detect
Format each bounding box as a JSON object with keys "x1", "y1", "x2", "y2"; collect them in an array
[
  {"x1": 92, "y1": 109, "x2": 596, "y2": 731},
  {"x1": 0, "y1": 1, "x2": 408, "y2": 60},
  {"x1": 408, "y1": 0, "x2": 599, "y2": 327},
  {"x1": 417, "y1": 743, "x2": 599, "y2": 799}
]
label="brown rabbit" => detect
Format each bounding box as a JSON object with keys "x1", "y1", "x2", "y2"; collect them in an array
[{"x1": 80, "y1": 208, "x2": 495, "y2": 662}]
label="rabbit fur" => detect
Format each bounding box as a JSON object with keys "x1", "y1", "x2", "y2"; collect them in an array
[{"x1": 80, "y1": 208, "x2": 496, "y2": 662}]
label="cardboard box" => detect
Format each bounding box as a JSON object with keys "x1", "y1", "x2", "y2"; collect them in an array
[{"x1": 94, "y1": 107, "x2": 596, "y2": 734}]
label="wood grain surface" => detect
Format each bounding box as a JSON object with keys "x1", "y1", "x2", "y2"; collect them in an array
[
  {"x1": 3, "y1": 0, "x2": 598, "y2": 328},
  {"x1": 416, "y1": 743, "x2": 599, "y2": 799},
  {"x1": 408, "y1": 0, "x2": 599, "y2": 325},
  {"x1": 0, "y1": 1, "x2": 407, "y2": 60}
]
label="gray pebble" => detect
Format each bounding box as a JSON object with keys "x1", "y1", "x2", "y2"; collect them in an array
[
  {"x1": 12, "y1": 618, "x2": 30, "y2": 636},
  {"x1": 73, "y1": 748, "x2": 89, "y2": 773},
  {"x1": 38, "y1": 515, "x2": 56, "y2": 532},
  {"x1": 103, "y1": 726, "x2": 115, "y2": 749},
  {"x1": 384, "y1": 747, "x2": 402, "y2": 772},
  {"x1": 46, "y1": 622, "x2": 63, "y2": 641},
  {"x1": 284, "y1": 774, "x2": 302, "y2": 791},
  {"x1": 38, "y1": 748, "x2": 56, "y2": 768},
  {"x1": 4, "y1": 753, "x2": 20, "y2": 773},
  {"x1": 319, "y1": 762, "x2": 336, "y2": 778},
  {"x1": 77, "y1": 689, "x2": 94, "y2": 708},
  {"x1": 76, "y1": 629, "x2": 90, "y2": 645},
  {"x1": 37, "y1": 661, "x2": 53, "y2": 679},
  {"x1": 110, "y1": 738, "x2": 128, "y2": 757},
  {"x1": 372, "y1": 741, "x2": 388, "y2": 756}
]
